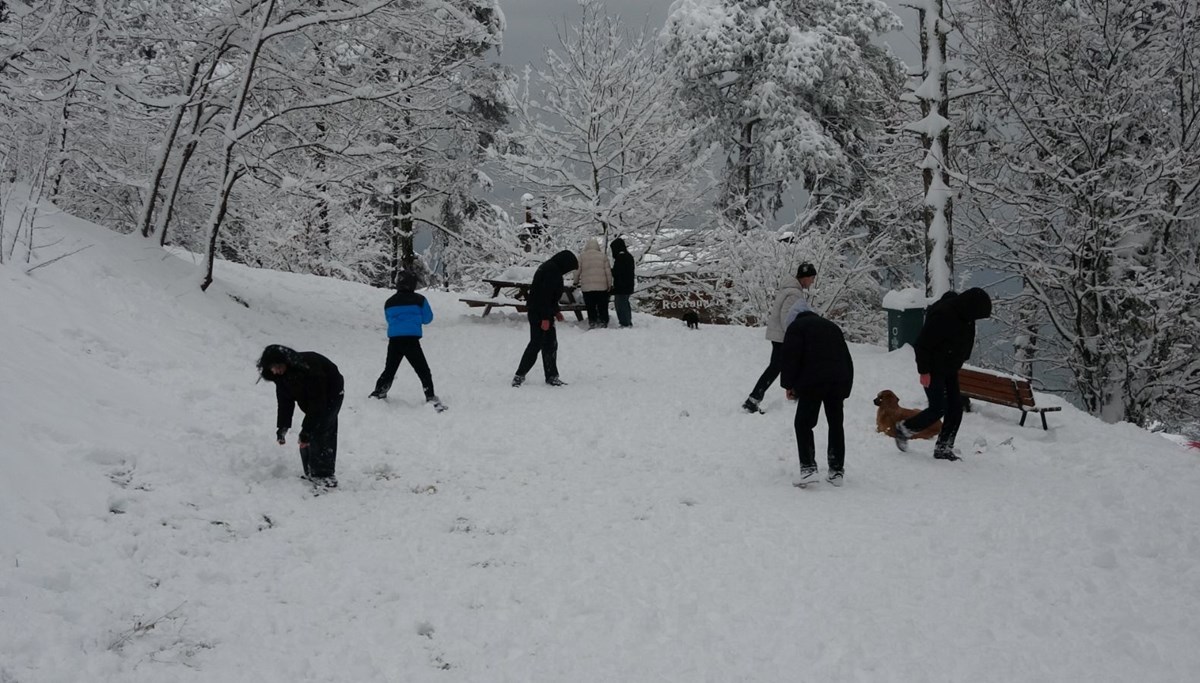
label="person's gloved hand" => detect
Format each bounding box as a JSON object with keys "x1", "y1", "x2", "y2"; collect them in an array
[
  {"x1": 554, "y1": 312, "x2": 564, "y2": 322},
  {"x1": 919, "y1": 373, "x2": 931, "y2": 388},
  {"x1": 540, "y1": 319, "x2": 551, "y2": 331},
  {"x1": 298, "y1": 432, "x2": 311, "y2": 448},
  {"x1": 276, "y1": 428, "x2": 287, "y2": 445}
]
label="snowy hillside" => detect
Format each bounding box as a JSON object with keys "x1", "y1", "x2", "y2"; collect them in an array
[{"x1": 3, "y1": 208, "x2": 1200, "y2": 682}]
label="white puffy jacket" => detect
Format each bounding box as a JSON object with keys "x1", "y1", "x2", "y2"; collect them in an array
[
  {"x1": 765, "y1": 282, "x2": 806, "y2": 343},
  {"x1": 575, "y1": 239, "x2": 612, "y2": 292}
]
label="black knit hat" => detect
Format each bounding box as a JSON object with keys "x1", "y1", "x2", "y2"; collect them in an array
[{"x1": 796, "y1": 263, "x2": 817, "y2": 279}]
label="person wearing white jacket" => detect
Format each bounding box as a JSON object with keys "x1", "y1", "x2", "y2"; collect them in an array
[
  {"x1": 742, "y1": 263, "x2": 817, "y2": 413},
  {"x1": 575, "y1": 238, "x2": 613, "y2": 328}
]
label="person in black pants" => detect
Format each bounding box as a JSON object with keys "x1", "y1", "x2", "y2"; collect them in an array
[
  {"x1": 893, "y1": 288, "x2": 992, "y2": 460},
  {"x1": 258, "y1": 344, "x2": 345, "y2": 489},
  {"x1": 610, "y1": 237, "x2": 636, "y2": 327},
  {"x1": 369, "y1": 270, "x2": 441, "y2": 408},
  {"x1": 779, "y1": 307, "x2": 854, "y2": 486},
  {"x1": 513, "y1": 250, "x2": 578, "y2": 387},
  {"x1": 743, "y1": 263, "x2": 816, "y2": 413}
]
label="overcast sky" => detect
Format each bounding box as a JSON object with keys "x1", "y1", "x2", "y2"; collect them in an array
[{"x1": 491, "y1": 0, "x2": 923, "y2": 70}]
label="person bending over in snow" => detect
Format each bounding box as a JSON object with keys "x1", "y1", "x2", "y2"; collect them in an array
[
  {"x1": 893, "y1": 287, "x2": 993, "y2": 461},
  {"x1": 369, "y1": 270, "x2": 442, "y2": 410},
  {"x1": 512, "y1": 250, "x2": 578, "y2": 387},
  {"x1": 779, "y1": 304, "x2": 854, "y2": 487},
  {"x1": 258, "y1": 344, "x2": 344, "y2": 488}
]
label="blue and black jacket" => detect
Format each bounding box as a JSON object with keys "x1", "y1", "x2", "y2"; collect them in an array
[{"x1": 384, "y1": 290, "x2": 434, "y2": 338}]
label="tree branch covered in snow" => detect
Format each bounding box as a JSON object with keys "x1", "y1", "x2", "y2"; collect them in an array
[
  {"x1": 493, "y1": 1, "x2": 713, "y2": 269},
  {"x1": 956, "y1": 0, "x2": 1200, "y2": 426},
  {"x1": 661, "y1": 0, "x2": 905, "y2": 230}
]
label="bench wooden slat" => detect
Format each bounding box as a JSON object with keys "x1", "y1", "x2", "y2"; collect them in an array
[
  {"x1": 957, "y1": 367, "x2": 1060, "y2": 430},
  {"x1": 460, "y1": 298, "x2": 587, "y2": 320}
]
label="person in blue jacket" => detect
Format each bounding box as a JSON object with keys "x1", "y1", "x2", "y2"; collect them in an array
[{"x1": 369, "y1": 270, "x2": 440, "y2": 405}]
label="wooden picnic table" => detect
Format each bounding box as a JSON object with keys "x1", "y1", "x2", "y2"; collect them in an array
[{"x1": 460, "y1": 278, "x2": 585, "y2": 320}]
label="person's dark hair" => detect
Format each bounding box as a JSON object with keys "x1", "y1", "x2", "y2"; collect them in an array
[
  {"x1": 796, "y1": 263, "x2": 817, "y2": 279},
  {"x1": 395, "y1": 269, "x2": 419, "y2": 292},
  {"x1": 257, "y1": 344, "x2": 301, "y2": 382}
]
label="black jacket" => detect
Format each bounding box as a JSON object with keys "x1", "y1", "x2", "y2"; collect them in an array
[
  {"x1": 913, "y1": 288, "x2": 992, "y2": 375},
  {"x1": 779, "y1": 312, "x2": 854, "y2": 400},
  {"x1": 258, "y1": 345, "x2": 345, "y2": 437},
  {"x1": 610, "y1": 238, "x2": 635, "y2": 296},
  {"x1": 527, "y1": 250, "x2": 579, "y2": 320}
]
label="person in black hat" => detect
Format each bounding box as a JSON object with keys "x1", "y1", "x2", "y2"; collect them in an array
[
  {"x1": 369, "y1": 270, "x2": 443, "y2": 410},
  {"x1": 742, "y1": 262, "x2": 817, "y2": 413},
  {"x1": 893, "y1": 287, "x2": 993, "y2": 460},
  {"x1": 257, "y1": 344, "x2": 344, "y2": 488},
  {"x1": 513, "y1": 250, "x2": 579, "y2": 387}
]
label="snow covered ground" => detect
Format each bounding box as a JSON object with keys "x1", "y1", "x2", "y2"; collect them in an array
[{"x1": 3, "y1": 208, "x2": 1200, "y2": 682}]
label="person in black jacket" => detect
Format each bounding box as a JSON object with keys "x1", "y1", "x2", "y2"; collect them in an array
[
  {"x1": 780, "y1": 304, "x2": 854, "y2": 486},
  {"x1": 894, "y1": 287, "x2": 992, "y2": 460},
  {"x1": 610, "y1": 237, "x2": 636, "y2": 328},
  {"x1": 369, "y1": 270, "x2": 441, "y2": 408},
  {"x1": 257, "y1": 344, "x2": 345, "y2": 488},
  {"x1": 513, "y1": 250, "x2": 578, "y2": 387}
]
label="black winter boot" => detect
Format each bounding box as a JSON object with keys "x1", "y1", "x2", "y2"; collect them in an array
[{"x1": 933, "y1": 443, "x2": 961, "y2": 461}]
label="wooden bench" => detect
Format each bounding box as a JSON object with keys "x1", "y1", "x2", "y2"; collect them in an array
[
  {"x1": 461, "y1": 277, "x2": 586, "y2": 320},
  {"x1": 958, "y1": 367, "x2": 1062, "y2": 430},
  {"x1": 459, "y1": 297, "x2": 523, "y2": 317},
  {"x1": 458, "y1": 298, "x2": 586, "y2": 318}
]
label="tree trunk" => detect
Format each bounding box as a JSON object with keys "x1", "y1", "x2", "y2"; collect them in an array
[
  {"x1": 200, "y1": 0, "x2": 277, "y2": 290},
  {"x1": 200, "y1": 167, "x2": 240, "y2": 291},
  {"x1": 918, "y1": 0, "x2": 954, "y2": 298},
  {"x1": 138, "y1": 59, "x2": 204, "y2": 238},
  {"x1": 1013, "y1": 277, "x2": 1039, "y2": 379},
  {"x1": 396, "y1": 184, "x2": 415, "y2": 274},
  {"x1": 155, "y1": 136, "x2": 198, "y2": 246},
  {"x1": 741, "y1": 119, "x2": 754, "y2": 231},
  {"x1": 48, "y1": 80, "x2": 75, "y2": 199}
]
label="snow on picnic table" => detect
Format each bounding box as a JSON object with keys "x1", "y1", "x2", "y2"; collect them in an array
[{"x1": 2, "y1": 213, "x2": 1199, "y2": 682}]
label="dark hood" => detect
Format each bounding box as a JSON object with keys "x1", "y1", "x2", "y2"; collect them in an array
[
  {"x1": 955, "y1": 287, "x2": 992, "y2": 320},
  {"x1": 610, "y1": 238, "x2": 628, "y2": 255},
  {"x1": 548, "y1": 249, "x2": 578, "y2": 273},
  {"x1": 257, "y1": 344, "x2": 304, "y2": 382}
]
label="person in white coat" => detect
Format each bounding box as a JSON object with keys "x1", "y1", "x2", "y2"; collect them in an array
[
  {"x1": 575, "y1": 237, "x2": 613, "y2": 328},
  {"x1": 742, "y1": 263, "x2": 816, "y2": 413}
]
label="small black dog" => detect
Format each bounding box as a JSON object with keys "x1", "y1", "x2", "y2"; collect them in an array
[{"x1": 682, "y1": 310, "x2": 700, "y2": 329}]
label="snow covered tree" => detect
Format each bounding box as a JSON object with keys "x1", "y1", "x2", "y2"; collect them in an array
[
  {"x1": 662, "y1": 0, "x2": 904, "y2": 230},
  {"x1": 495, "y1": 1, "x2": 712, "y2": 264},
  {"x1": 180, "y1": 0, "x2": 502, "y2": 290},
  {"x1": 899, "y1": 0, "x2": 986, "y2": 297},
  {"x1": 3, "y1": 0, "x2": 505, "y2": 288},
  {"x1": 958, "y1": 0, "x2": 1200, "y2": 426}
]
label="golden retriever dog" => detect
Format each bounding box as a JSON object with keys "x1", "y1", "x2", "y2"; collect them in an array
[{"x1": 873, "y1": 389, "x2": 941, "y2": 440}]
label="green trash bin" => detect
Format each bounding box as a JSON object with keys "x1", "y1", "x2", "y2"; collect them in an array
[{"x1": 882, "y1": 289, "x2": 929, "y2": 351}]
